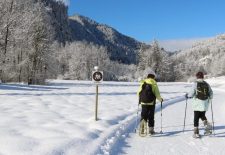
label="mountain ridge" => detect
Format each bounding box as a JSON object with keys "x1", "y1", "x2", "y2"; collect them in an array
[{"x1": 69, "y1": 14, "x2": 149, "y2": 64}]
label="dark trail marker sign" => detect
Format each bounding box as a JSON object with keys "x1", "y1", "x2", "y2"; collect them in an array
[
  {"x1": 92, "y1": 66, "x2": 103, "y2": 121},
  {"x1": 92, "y1": 71, "x2": 103, "y2": 82}
]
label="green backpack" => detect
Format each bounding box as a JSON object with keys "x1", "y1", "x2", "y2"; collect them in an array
[{"x1": 196, "y1": 81, "x2": 209, "y2": 100}]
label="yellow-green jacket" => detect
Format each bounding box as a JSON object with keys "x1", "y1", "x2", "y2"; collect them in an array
[{"x1": 137, "y1": 78, "x2": 163, "y2": 105}]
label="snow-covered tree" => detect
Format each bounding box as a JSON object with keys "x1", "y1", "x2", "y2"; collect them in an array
[
  {"x1": 172, "y1": 34, "x2": 225, "y2": 80},
  {"x1": 136, "y1": 40, "x2": 172, "y2": 81},
  {"x1": 0, "y1": 0, "x2": 56, "y2": 84}
]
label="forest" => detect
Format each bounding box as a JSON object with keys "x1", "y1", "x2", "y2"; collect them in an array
[{"x1": 1, "y1": 0, "x2": 225, "y2": 84}]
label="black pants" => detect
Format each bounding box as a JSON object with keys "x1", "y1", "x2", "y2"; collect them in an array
[
  {"x1": 141, "y1": 104, "x2": 155, "y2": 127},
  {"x1": 194, "y1": 111, "x2": 207, "y2": 127}
]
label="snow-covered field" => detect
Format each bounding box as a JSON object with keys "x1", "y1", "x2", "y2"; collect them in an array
[{"x1": 0, "y1": 77, "x2": 224, "y2": 155}]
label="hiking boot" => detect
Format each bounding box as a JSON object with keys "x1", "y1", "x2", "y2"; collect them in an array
[
  {"x1": 194, "y1": 127, "x2": 199, "y2": 134},
  {"x1": 193, "y1": 127, "x2": 200, "y2": 138},
  {"x1": 149, "y1": 127, "x2": 155, "y2": 135},
  {"x1": 203, "y1": 120, "x2": 212, "y2": 135}
]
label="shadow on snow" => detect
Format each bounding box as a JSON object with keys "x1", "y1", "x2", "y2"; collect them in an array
[{"x1": 0, "y1": 83, "x2": 67, "y2": 91}]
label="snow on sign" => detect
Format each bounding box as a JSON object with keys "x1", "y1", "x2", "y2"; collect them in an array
[{"x1": 92, "y1": 71, "x2": 103, "y2": 82}]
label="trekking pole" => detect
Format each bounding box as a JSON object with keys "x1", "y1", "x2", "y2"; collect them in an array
[
  {"x1": 134, "y1": 103, "x2": 140, "y2": 133},
  {"x1": 210, "y1": 99, "x2": 215, "y2": 135},
  {"x1": 160, "y1": 101, "x2": 163, "y2": 134},
  {"x1": 183, "y1": 97, "x2": 188, "y2": 132}
]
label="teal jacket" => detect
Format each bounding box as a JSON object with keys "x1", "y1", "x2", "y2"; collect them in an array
[
  {"x1": 137, "y1": 78, "x2": 163, "y2": 105},
  {"x1": 187, "y1": 79, "x2": 213, "y2": 111}
]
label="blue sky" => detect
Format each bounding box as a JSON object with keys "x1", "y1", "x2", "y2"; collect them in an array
[{"x1": 67, "y1": 0, "x2": 225, "y2": 49}]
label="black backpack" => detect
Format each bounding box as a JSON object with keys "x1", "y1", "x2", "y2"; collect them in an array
[
  {"x1": 196, "y1": 81, "x2": 209, "y2": 100},
  {"x1": 139, "y1": 82, "x2": 156, "y2": 103}
]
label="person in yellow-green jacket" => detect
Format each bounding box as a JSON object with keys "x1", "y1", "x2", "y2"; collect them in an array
[{"x1": 137, "y1": 71, "x2": 163, "y2": 135}]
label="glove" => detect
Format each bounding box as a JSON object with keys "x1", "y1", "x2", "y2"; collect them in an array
[
  {"x1": 161, "y1": 98, "x2": 163, "y2": 102},
  {"x1": 185, "y1": 93, "x2": 188, "y2": 99}
]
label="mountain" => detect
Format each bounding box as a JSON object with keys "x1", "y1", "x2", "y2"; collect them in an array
[
  {"x1": 69, "y1": 15, "x2": 147, "y2": 64},
  {"x1": 41, "y1": 0, "x2": 72, "y2": 44},
  {"x1": 172, "y1": 34, "x2": 225, "y2": 79}
]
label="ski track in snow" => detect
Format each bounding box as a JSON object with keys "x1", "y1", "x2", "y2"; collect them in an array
[{"x1": 96, "y1": 95, "x2": 187, "y2": 155}]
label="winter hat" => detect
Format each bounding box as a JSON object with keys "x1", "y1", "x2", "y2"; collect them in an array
[
  {"x1": 147, "y1": 70, "x2": 156, "y2": 79},
  {"x1": 143, "y1": 68, "x2": 156, "y2": 78},
  {"x1": 196, "y1": 71, "x2": 204, "y2": 79}
]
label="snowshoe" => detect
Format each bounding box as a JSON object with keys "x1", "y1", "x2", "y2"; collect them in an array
[
  {"x1": 204, "y1": 129, "x2": 212, "y2": 135},
  {"x1": 139, "y1": 120, "x2": 147, "y2": 137},
  {"x1": 193, "y1": 133, "x2": 201, "y2": 138}
]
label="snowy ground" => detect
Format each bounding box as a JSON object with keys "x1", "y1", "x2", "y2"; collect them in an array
[{"x1": 0, "y1": 77, "x2": 224, "y2": 155}]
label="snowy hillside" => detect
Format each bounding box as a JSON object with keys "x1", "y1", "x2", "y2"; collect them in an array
[
  {"x1": 69, "y1": 14, "x2": 144, "y2": 64},
  {"x1": 173, "y1": 34, "x2": 225, "y2": 78},
  {"x1": 0, "y1": 77, "x2": 225, "y2": 155}
]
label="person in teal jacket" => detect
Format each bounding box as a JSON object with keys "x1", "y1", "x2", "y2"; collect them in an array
[
  {"x1": 137, "y1": 71, "x2": 163, "y2": 134},
  {"x1": 186, "y1": 71, "x2": 213, "y2": 137}
]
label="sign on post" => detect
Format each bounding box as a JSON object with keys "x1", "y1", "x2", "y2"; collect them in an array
[
  {"x1": 92, "y1": 66, "x2": 103, "y2": 121},
  {"x1": 92, "y1": 71, "x2": 103, "y2": 82}
]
